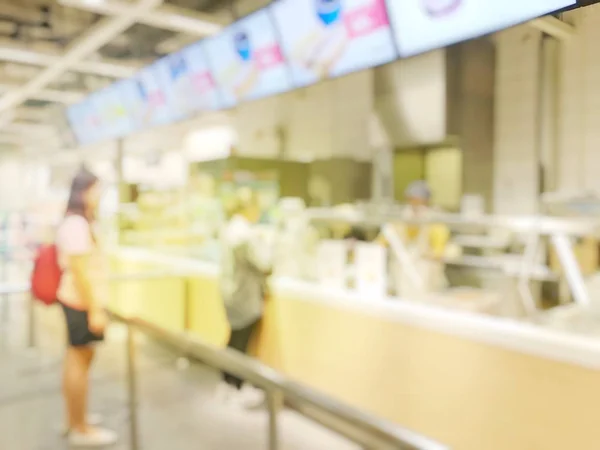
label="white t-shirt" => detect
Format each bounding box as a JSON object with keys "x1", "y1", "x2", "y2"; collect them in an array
[{"x1": 56, "y1": 215, "x2": 107, "y2": 310}]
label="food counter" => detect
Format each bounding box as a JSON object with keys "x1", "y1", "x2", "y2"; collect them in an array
[{"x1": 108, "y1": 245, "x2": 600, "y2": 450}]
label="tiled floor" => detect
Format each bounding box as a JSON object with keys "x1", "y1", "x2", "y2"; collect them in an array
[{"x1": 0, "y1": 295, "x2": 359, "y2": 450}]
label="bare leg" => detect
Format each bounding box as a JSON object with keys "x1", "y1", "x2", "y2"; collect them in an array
[{"x1": 63, "y1": 346, "x2": 95, "y2": 433}]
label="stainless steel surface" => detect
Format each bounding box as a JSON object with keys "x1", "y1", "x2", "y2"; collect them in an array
[
  {"x1": 267, "y1": 390, "x2": 281, "y2": 450},
  {"x1": 551, "y1": 233, "x2": 591, "y2": 307},
  {"x1": 441, "y1": 255, "x2": 556, "y2": 282},
  {"x1": 127, "y1": 324, "x2": 140, "y2": 450},
  {"x1": 309, "y1": 207, "x2": 595, "y2": 316},
  {"x1": 0, "y1": 255, "x2": 8, "y2": 335},
  {"x1": 27, "y1": 293, "x2": 35, "y2": 349},
  {"x1": 307, "y1": 208, "x2": 600, "y2": 236},
  {"x1": 517, "y1": 233, "x2": 541, "y2": 316},
  {"x1": 107, "y1": 310, "x2": 447, "y2": 450},
  {"x1": 382, "y1": 224, "x2": 424, "y2": 292}
]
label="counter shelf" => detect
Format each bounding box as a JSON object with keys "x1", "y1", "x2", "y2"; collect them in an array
[
  {"x1": 107, "y1": 244, "x2": 600, "y2": 450},
  {"x1": 306, "y1": 207, "x2": 598, "y2": 319}
]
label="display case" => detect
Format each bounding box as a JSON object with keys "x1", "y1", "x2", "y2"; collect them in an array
[
  {"x1": 107, "y1": 205, "x2": 600, "y2": 450},
  {"x1": 304, "y1": 205, "x2": 600, "y2": 321}
]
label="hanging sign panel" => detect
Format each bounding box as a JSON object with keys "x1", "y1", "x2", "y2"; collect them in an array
[
  {"x1": 91, "y1": 81, "x2": 136, "y2": 141},
  {"x1": 129, "y1": 60, "x2": 183, "y2": 130},
  {"x1": 387, "y1": 0, "x2": 576, "y2": 57},
  {"x1": 271, "y1": 0, "x2": 397, "y2": 87},
  {"x1": 167, "y1": 41, "x2": 224, "y2": 115},
  {"x1": 203, "y1": 8, "x2": 293, "y2": 107},
  {"x1": 66, "y1": 100, "x2": 102, "y2": 147}
]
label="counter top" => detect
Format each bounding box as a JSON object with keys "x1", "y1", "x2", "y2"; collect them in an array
[
  {"x1": 110, "y1": 246, "x2": 218, "y2": 276},
  {"x1": 111, "y1": 246, "x2": 600, "y2": 370}
]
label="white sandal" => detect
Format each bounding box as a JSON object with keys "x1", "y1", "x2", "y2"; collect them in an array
[
  {"x1": 60, "y1": 413, "x2": 104, "y2": 436},
  {"x1": 68, "y1": 427, "x2": 118, "y2": 447}
]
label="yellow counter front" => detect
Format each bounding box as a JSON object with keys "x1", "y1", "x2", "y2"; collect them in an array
[
  {"x1": 269, "y1": 281, "x2": 600, "y2": 450},
  {"x1": 110, "y1": 247, "x2": 600, "y2": 450},
  {"x1": 108, "y1": 253, "x2": 188, "y2": 333}
]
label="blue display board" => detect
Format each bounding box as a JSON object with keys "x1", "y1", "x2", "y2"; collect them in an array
[
  {"x1": 387, "y1": 0, "x2": 576, "y2": 57},
  {"x1": 166, "y1": 41, "x2": 224, "y2": 114},
  {"x1": 67, "y1": 0, "x2": 575, "y2": 147},
  {"x1": 129, "y1": 59, "x2": 183, "y2": 130},
  {"x1": 90, "y1": 81, "x2": 135, "y2": 141},
  {"x1": 66, "y1": 100, "x2": 101, "y2": 147},
  {"x1": 271, "y1": 0, "x2": 397, "y2": 87},
  {"x1": 203, "y1": 8, "x2": 292, "y2": 107}
]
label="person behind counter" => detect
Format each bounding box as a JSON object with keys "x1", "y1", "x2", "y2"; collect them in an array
[
  {"x1": 379, "y1": 181, "x2": 450, "y2": 298},
  {"x1": 57, "y1": 167, "x2": 116, "y2": 447},
  {"x1": 218, "y1": 189, "x2": 272, "y2": 407}
]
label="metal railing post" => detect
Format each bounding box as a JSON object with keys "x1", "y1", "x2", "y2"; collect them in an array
[
  {"x1": 0, "y1": 252, "x2": 8, "y2": 348},
  {"x1": 267, "y1": 390, "x2": 282, "y2": 450},
  {"x1": 27, "y1": 293, "x2": 36, "y2": 349},
  {"x1": 126, "y1": 323, "x2": 140, "y2": 450},
  {"x1": 551, "y1": 233, "x2": 591, "y2": 307}
]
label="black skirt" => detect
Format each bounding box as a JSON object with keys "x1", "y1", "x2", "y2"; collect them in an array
[{"x1": 60, "y1": 302, "x2": 104, "y2": 347}]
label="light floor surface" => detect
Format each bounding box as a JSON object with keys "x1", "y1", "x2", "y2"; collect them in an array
[{"x1": 0, "y1": 293, "x2": 359, "y2": 450}]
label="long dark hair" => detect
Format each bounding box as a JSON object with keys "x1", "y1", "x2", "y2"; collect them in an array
[{"x1": 66, "y1": 166, "x2": 99, "y2": 221}]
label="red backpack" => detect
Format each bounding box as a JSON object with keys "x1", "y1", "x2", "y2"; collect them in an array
[{"x1": 31, "y1": 244, "x2": 62, "y2": 306}]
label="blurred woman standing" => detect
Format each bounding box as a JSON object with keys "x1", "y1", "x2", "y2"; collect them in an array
[
  {"x1": 218, "y1": 189, "x2": 272, "y2": 406},
  {"x1": 57, "y1": 167, "x2": 117, "y2": 447}
]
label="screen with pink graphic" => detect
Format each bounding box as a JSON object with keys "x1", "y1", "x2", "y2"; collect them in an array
[
  {"x1": 128, "y1": 60, "x2": 180, "y2": 130},
  {"x1": 271, "y1": 0, "x2": 397, "y2": 87},
  {"x1": 90, "y1": 81, "x2": 136, "y2": 141},
  {"x1": 387, "y1": 0, "x2": 575, "y2": 58},
  {"x1": 203, "y1": 9, "x2": 292, "y2": 107},
  {"x1": 168, "y1": 41, "x2": 223, "y2": 114},
  {"x1": 66, "y1": 100, "x2": 102, "y2": 146}
]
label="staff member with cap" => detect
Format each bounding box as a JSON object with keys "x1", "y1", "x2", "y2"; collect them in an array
[{"x1": 378, "y1": 180, "x2": 450, "y2": 299}]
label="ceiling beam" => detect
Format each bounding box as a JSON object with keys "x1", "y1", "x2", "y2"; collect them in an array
[
  {"x1": 0, "y1": 83, "x2": 84, "y2": 104},
  {"x1": 0, "y1": 40, "x2": 139, "y2": 78},
  {"x1": 0, "y1": 132, "x2": 47, "y2": 146},
  {"x1": 14, "y1": 106, "x2": 51, "y2": 122},
  {"x1": 0, "y1": 0, "x2": 164, "y2": 116},
  {"x1": 529, "y1": 16, "x2": 575, "y2": 40},
  {"x1": 58, "y1": 0, "x2": 223, "y2": 36},
  {"x1": 4, "y1": 122, "x2": 56, "y2": 134}
]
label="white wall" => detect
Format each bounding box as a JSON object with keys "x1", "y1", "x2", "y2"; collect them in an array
[
  {"x1": 494, "y1": 4, "x2": 600, "y2": 213},
  {"x1": 494, "y1": 25, "x2": 541, "y2": 214},
  {"x1": 234, "y1": 70, "x2": 374, "y2": 162},
  {"x1": 0, "y1": 159, "x2": 25, "y2": 210},
  {"x1": 557, "y1": 6, "x2": 600, "y2": 195}
]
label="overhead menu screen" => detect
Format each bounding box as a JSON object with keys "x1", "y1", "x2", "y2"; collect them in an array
[
  {"x1": 203, "y1": 9, "x2": 292, "y2": 107},
  {"x1": 91, "y1": 81, "x2": 134, "y2": 141},
  {"x1": 66, "y1": 100, "x2": 101, "y2": 146},
  {"x1": 167, "y1": 42, "x2": 223, "y2": 115},
  {"x1": 130, "y1": 60, "x2": 180, "y2": 130},
  {"x1": 387, "y1": 0, "x2": 576, "y2": 58},
  {"x1": 271, "y1": 0, "x2": 397, "y2": 87}
]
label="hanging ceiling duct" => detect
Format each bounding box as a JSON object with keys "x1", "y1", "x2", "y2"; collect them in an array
[{"x1": 374, "y1": 50, "x2": 447, "y2": 147}]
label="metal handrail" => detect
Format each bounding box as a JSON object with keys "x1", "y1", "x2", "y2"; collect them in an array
[
  {"x1": 306, "y1": 208, "x2": 600, "y2": 236},
  {"x1": 107, "y1": 309, "x2": 448, "y2": 450},
  {"x1": 1, "y1": 278, "x2": 447, "y2": 449}
]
